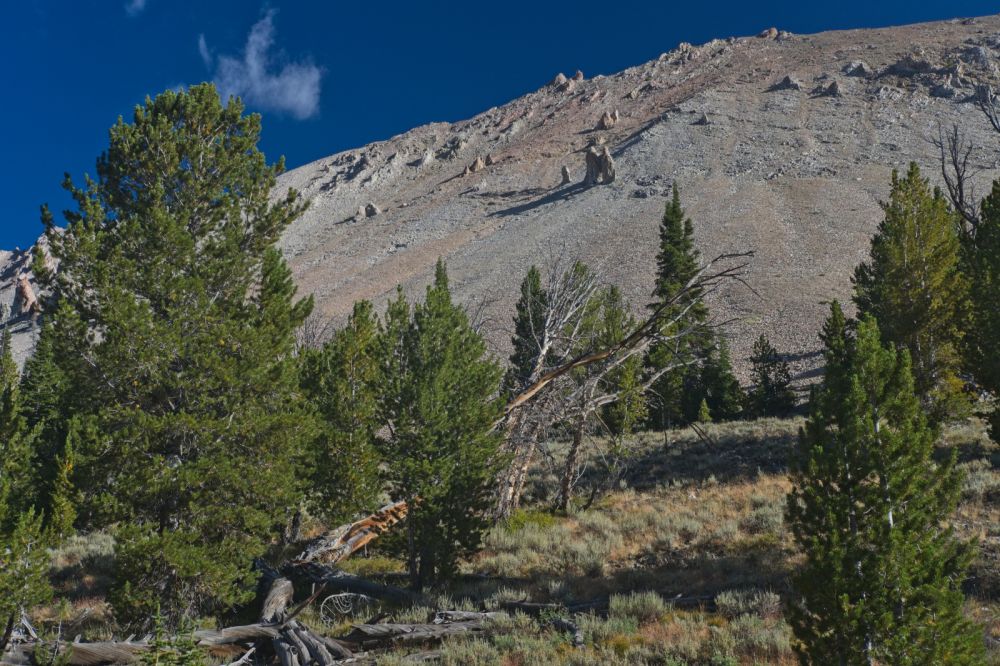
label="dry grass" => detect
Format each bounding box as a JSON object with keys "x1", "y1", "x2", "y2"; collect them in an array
[{"x1": 25, "y1": 416, "x2": 999, "y2": 664}]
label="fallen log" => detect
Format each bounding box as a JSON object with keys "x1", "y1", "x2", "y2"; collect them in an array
[
  {"x1": 550, "y1": 618, "x2": 584, "y2": 649},
  {"x1": 337, "y1": 621, "x2": 488, "y2": 650},
  {"x1": 286, "y1": 563, "x2": 417, "y2": 606}
]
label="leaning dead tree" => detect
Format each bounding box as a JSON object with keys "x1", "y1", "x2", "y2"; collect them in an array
[{"x1": 493, "y1": 251, "x2": 753, "y2": 519}]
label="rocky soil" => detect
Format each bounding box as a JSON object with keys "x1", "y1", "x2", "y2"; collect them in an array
[{"x1": 8, "y1": 14, "x2": 1000, "y2": 383}]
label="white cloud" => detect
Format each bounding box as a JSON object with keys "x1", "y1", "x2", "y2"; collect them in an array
[
  {"x1": 124, "y1": 0, "x2": 147, "y2": 16},
  {"x1": 200, "y1": 10, "x2": 323, "y2": 120},
  {"x1": 197, "y1": 34, "x2": 212, "y2": 68}
]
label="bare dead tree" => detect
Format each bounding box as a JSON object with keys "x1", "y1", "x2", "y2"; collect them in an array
[
  {"x1": 933, "y1": 122, "x2": 982, "y2": 237},
  {"x1": 492, "y1": 251, "x2": 753, "y2": 520},
  {"x1": 933, "y1": 83, "x2": 1000, "y2": 240}
]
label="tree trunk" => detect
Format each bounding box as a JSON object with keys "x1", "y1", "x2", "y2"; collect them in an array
[{"x1": 557, "y1": 416, "x2": 586, "y2": 512}]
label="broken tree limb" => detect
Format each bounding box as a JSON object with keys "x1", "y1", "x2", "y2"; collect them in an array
[{"x1": 293, "y1": 501, "x2": 410, "y2": 565}]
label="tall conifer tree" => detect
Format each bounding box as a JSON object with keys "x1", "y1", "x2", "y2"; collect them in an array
[
  {"x1": 0, "y1": 322, "x2": 50, "y2": 649},
  {"x1": 23, "y1": 84, "x2": 316, "y2": 624},
  {"x1": 380, "y1": 261, "x2": 504, "y2": 589},
  {"x1": 963, "y1": 182, "x2": 1000, "y2": 441},
  {"x1": 646, "y1": 184, "x2": 740, "y2": 427},
  {"x1": 853, "y1": 163, "x2": 969, "y2": 422},
  {"x1": 787, "y1": 311, "x2": 982, "y2": 664},
  {"x1": 507, "y1": 266, "x2": 548, "y2": 391},
  {"x1": 300, "y1": 300, "x2": 383, "y2": 525}
]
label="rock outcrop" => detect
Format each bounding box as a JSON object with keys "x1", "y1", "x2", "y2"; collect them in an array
[
  {"x1": 597, "y1": 110, "x2": 620, "y2": 130},
  {"x1": 843, "y1": 60, "x2": 873, "y2": 77},
  {"x1": 768, "y1": 75, "x2": 802, "y2": 91},
  {"x1": 583, "y1": 145, "x2": 616, "y2": 185},
  {"x1": 15, "y1": 274, "x2": 39, "y2": 316}
]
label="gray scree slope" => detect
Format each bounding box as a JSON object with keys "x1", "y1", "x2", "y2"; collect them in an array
[{"x1": 6, "y1": 16, "x2": 1000, "y2": 383}]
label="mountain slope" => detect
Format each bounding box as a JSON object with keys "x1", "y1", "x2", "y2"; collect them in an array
[{"x1": 8, "y1": 15, "x2": 1000, "y2": 380}]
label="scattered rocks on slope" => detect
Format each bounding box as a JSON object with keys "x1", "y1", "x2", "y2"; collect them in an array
[
  {"x1": 584, "y1": 145, "x2": 616, "y2": 185},
  {"x1": 357, "y1": 203, "x2": 381, "y2": 218},
  {"x1": 768, "y1": 75, "x2": 802, "y2": 92},
  {"x1": 550, "y1": 72, "x2": 575, "y2": 92},
  {"x1": 842, "y1": 60, "x2": 873, "y2": 77},
  {"x1": 597, "y1": 109, "x2": 620, "y2": 130}
]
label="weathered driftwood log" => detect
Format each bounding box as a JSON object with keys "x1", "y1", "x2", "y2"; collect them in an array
[{"x1": 294, "y1": 501, "x2": 410, "y2": 565}]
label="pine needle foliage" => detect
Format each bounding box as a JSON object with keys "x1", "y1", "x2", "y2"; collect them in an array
[
  {"x1": 786, "y1": 308, "x2": 983, "y2": 665},
  {"x1": 853, "y1": 163, "x2": 970, "y2": 423},
  {"x1": 379, "y1": 260, "x2": 504, "y2": 589},
  {"x1": 23, "y1": 84, "x2": 316, "y2": 625}
]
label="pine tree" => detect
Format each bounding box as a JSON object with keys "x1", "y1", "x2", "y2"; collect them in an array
[
  {"x1": 645, "y1": 184, "x2": 740, "y2": 428},
  {"x1": 786, "y1": 313, "x2": 983, "y2": 664},
  {"x1": 853, "y1": 162, "x2": 970, "y2": 423},
  {"x1": 0, "y1": 323, "x2": 51, "y2": 649},
  {"x1": 697, "y1": 339, "x2": 745, "y2": 421},
  {"x1": 646, "y1": 184, "x2": 709, "y2": 428},
  {"x1": 300, "y1": 300, "x2": 383, "y2": 524},
  {"x1": 380, "y1": 260, "x2": 504, "y2": 589},
  {"x1": 963, "y1": 182, "x2": 1000, "y2": 441},
  {"x1": 24, "y1": 84, "x2": 317, "y2": 624},
  {"x1": 507, "y1": 266, "x2": 548, "y2": 391},
  {"x1": 696, "y1": 398, "x2": 711, "y2": 424},
  {"x1": 747, "y1": 334, "x2": 796, "y2": 418},
  {"x1": 598, "y1": 286, "x2": 648, "y2": 437},
  {"x1": 0, "y1": 321, "x2": 37, "y2": 527}
]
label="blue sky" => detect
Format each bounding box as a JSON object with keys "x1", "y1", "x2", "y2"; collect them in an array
[{"x1": 1, "y1": 1, "x2": 996, "y2": 249}]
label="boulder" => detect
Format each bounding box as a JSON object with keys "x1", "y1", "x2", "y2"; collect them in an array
[
  {"x1": 467, "y1": 156, "x2": 486, "y2": 173},
  {"x1": 560, "y1": 165, "x2": 572, "y2": 186},
  {"x1": 16, "y1": 274, "x2": 40, "y2": 316},
  {"x1": 962, "y1": 45, "x2": 992, "y2": 69},
  {"x1": 550, "y1": 73, "x2": 568, "y2": 87},
  {"x1": 692, "y1": 112, "x2": 710, "y2": 126},
  {"x1": 584, "y1": 145, "x2": 615, "y2": 186},
  {"x1": 572, "y1": 70, "x2": 584, "y2": 81},
  {"x1": 768, "y1": 75, "x2": 802, "y2": 92},
  {"x1": 758, "y1": 27, "x2": 778, "y2": 39},
  {"x1": 808, "y1": 80, "x2": 841, "y2": 97},
  {"x1": 485, "y1": 154, "x2": 496, "y2": 166},
  {"x1": 597, "y1": 109, "x2": 620, "y2": 130},
  {"x1": 843, "y1": 60, "x2": 873, "y2": 77}
]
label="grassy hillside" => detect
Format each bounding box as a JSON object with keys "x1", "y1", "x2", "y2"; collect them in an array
[{"x1": 36, "y1": 417, "x2": 999, "y2": 664}]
